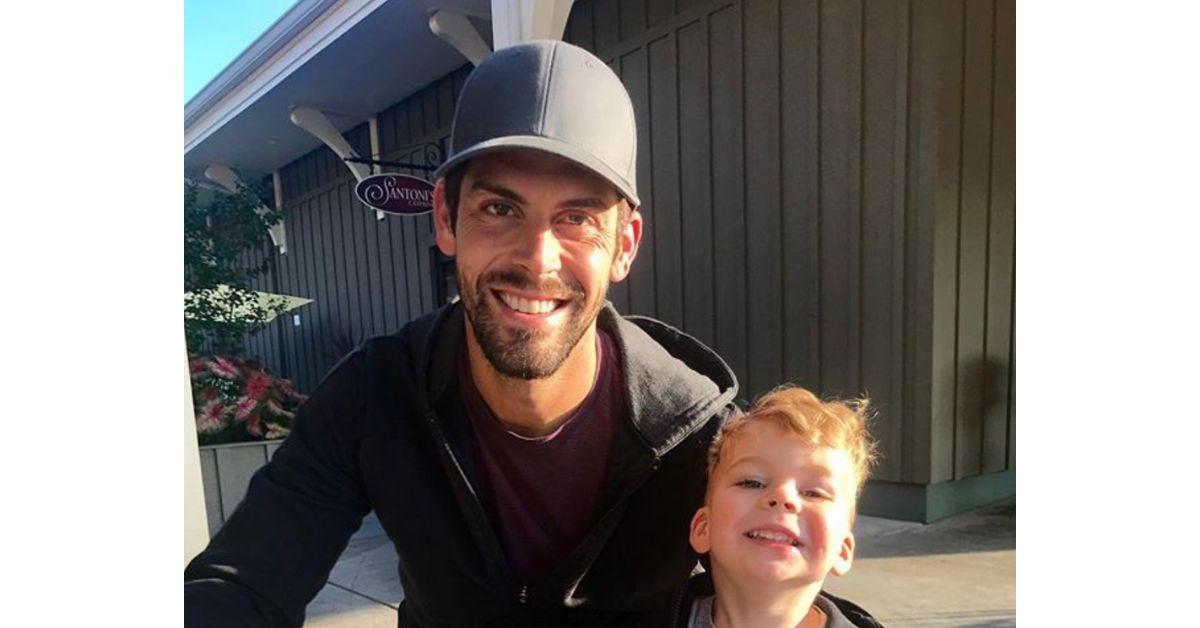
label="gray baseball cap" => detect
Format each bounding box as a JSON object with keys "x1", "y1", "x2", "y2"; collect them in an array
[{"x1": 433, "y1": 40, "x2": 640, "y2": 207}]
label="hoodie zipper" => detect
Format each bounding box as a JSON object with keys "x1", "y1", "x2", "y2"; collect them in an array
[
  {"x1": 423, "y1": 411, "x2": 515, "y2": 594},
  {"x1": 544, "y1": 456, "x2": 663, "y2": 602},
  {"x1": 670, "y1": 582, "x2": 688, "y2": 627}
]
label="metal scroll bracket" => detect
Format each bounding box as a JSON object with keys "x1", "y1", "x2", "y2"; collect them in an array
[{"x1": 342, "y1": 142, "x2": 443, "y2": 172}]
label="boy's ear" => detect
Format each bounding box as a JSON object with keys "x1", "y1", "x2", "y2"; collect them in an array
[
  {"x1": 830, "y1": 531, "x2": 855, "y2": 577},
  {"x1": 688, "y1": 507, "x2": 711, "y2": 554}
]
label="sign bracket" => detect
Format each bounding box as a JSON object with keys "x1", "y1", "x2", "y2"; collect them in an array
[{"x1": 343, "y1": 156, "x2": 438, "y2": 172}]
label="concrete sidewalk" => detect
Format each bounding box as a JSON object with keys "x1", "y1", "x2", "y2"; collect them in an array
[
  {"x1": 304, "y1": 499, "x2": 1015, "y2": 627},
  {"x1": 824, "y1": 499, "x2": 1015, "y2": 627}
]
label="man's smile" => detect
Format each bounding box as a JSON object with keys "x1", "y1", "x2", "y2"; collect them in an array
[{"x1": 493, "y1": 288, "x2": 570, "y2": 316}]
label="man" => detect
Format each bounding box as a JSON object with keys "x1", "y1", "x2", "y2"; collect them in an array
[{"x1": 185, "y1": 40, "x2": 739, "y2": 627}]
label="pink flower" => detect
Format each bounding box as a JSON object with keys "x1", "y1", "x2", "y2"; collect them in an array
[
  {"x1": 234, "y1": 397, "x2": 258, "y2": 421},
  {"x1": 196, "y1": 401, "x2": 227, "y2": 434},
  {"x1": 246, "y1": 416, "x2": 263, "y2": 437},
  {"x1": 265, "y1": 424, "x2": 288, "y2": 439},
  {"x1": 209, "y1": 356, "x2": 240, "y2": 379},
  {"x1": 265, "y1": 399, "x2": 295, "y2": 418},
  {"x1": 244, "y1": 371, "x2": 270, "y2": 400}
]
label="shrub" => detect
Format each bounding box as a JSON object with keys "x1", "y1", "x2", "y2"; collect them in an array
[
  {"x1": 189, "y1": 355, "x2": 306, "y2": 445},
  {"x1": 184, "y1": 181, "x2": 289, "y2": 356}
]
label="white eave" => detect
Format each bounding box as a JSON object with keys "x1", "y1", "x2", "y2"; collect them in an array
[
  {"x1": 184, "y1": 0, "x2": 491, "y2": 181},
  {"x1": 184, "y1": 0, "x2": 341, "y2": 130}
]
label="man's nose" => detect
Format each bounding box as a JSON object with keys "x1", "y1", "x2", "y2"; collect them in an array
[{"x1": 513, "y1": 225, "x2": 563, "y2": 276}]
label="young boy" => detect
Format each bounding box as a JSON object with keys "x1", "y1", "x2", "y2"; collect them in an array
[{"x1": 680, "y1": 386, "x2": 883, "y2": 627}]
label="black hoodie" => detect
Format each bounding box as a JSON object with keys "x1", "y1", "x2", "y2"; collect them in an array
[{"x1": 185, "y1": 303, "x2": 739, "y2": 627}]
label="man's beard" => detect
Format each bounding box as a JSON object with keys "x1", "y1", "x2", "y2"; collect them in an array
[{"x1": 459, "y1": 267, "x2": 605, "y2": 380}]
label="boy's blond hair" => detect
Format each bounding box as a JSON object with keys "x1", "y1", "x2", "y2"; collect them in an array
[{"x1": 707, "y1": 386, "x2": 878, "y2": 498}]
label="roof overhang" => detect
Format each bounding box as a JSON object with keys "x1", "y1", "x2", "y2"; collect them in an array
[{"x1": 184, "y1": 0, "x2": 491, "y2": 182}]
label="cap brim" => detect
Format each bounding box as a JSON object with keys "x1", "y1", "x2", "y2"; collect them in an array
[{"x1": 432, "y1": 135, "x2": 640, "y2": 208}]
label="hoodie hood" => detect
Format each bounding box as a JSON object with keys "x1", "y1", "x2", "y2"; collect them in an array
[
  {"x1": 606, "y1": 309, "x2": 738, "y2": 455},
  {"x1": 674, "y1": 570, "x2": 884, "y2": 628}
]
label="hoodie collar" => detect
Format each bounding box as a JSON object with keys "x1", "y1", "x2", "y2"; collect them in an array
[
  {"x1": 415, "y1": 302, "x2": 738, "y2": 454},
  {"x1": 598, "y1": 306, "x2": 737, "y2": 455}
]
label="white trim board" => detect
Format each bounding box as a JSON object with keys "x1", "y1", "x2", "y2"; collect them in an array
[{"x1": 184, "y1": 0, "x2": 390, "y2": 156}]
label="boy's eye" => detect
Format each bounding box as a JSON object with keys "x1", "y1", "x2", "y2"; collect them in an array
[
  {"x1": 734, "y1": 478, "x2": 765, "y2": 489},
  {"x1": 802, "y1": 489, "x2": 832, "y2": 500}
]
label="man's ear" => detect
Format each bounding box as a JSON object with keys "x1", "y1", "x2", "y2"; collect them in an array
[
  {"x1": 609, "y1": 207, "x2": 642, "y2": 283},
  {"x1": 831, "y1": 531, "x2": 855, "y2": 577},
  {"x1": 688, "y1": 506, "x2": 711, "y2": 554},
  {"x1": 433, "y1": 179, "x2": 456, "y2": 257}
]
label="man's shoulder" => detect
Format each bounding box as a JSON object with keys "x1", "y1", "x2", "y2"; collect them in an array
[
  {"x1": 603, "y1": 309, "x2": 733, "y2": 384},
  {"x1": 345, "y1": 303, "x2": 458, "y2": 379}
]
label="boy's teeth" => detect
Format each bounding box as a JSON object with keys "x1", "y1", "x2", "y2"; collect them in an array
[
  {"x1": 746, "y1": 530, "x2": 799, "y2": 546},
  {"x1": 500, "y1": 293, "x2": 558, "y2": 314}
]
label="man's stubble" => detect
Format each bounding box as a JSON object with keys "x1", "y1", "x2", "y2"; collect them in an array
[{"x1": 458, "y1": 266, "x2": 608, "y2": 380}]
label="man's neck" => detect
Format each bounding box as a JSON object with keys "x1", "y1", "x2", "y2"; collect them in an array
[
  {"x1": 710, "y1": 573, "x2": 825, "y2": 628},
  {"x1": 465, "y1": 324, "x2": 600, "y2": 438}
]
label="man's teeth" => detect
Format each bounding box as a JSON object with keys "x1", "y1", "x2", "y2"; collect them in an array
[
  {"x1": 499, "y1": 292, "x2": 559, "y2": 314},
  {"x1": 745, "y1": 530, "x2": 799, "y2": 546}
]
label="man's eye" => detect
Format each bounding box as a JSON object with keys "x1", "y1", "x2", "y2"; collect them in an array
[
  {"x1": 560, "y1": 212, "x2": 590, "y2": 227},
  {"x1": 735, "y1": 479, "x2": 765, "y2": 489},
  {"x1": 484, "y1": 202, "x2": 515, "y2": 217}
]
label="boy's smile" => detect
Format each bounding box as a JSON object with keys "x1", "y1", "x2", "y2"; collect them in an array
[{"x1": 690, "y1": 421, "x2": 858, "y2": 586}]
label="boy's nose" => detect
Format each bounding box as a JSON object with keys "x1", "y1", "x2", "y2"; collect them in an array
[{"x1": 767, "y1": 498, "x2": 798, "y2": 512}]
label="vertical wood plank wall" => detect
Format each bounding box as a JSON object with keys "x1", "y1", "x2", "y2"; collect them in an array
[
  {"x1": 233, "y1": 0, "x2": 1014, "y2": 487},
  {"x1": 239, "y1": 75, "x2": 467, "y2": 395},
  {"x1": 566, "y1": 0, "x2": 1014, "y2": 485}
]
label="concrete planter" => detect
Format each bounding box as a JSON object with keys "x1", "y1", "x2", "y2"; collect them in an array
[{"x1": 198, "y1": 439, "x2": 283, "y2": 536}]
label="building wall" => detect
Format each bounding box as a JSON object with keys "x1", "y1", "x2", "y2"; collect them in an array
[
  {"x1": 560, "y1": 0, "x2": 1015, "y2": 489},
  {"x1": 241, "y1": 72, "x2": 470, "y2": 394},
  {"x1": 566, "y1": 0, "x2": 923, "y2": 477},
  {"x1": 238, "y1": 0, "x2": 1015, "y2": 511},
  {"x1": 911, "y1": 0, "x2": 1015, "y2": 485}
]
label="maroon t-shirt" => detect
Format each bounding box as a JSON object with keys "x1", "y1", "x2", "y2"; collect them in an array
[{"x1": 459, "y1": 330, "x2": 621, "y2": 583}]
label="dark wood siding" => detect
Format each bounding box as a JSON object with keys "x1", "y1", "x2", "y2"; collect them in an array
[
  {"x1": 234, "y1": 0, "x2": 1014, "y2": 487},
  {"x1": 907, "y1": 0, "x2": 1015, "y2": 483},
  {"x1": 862, "y1": 0, "x2": 910, "y2": 482},
  {"x1": 988, "y1": 0, "x2": 1015, "y2": 475},
  {"x1": 244, "y1": 73, "x2": 468, "y2": 393},
  {"x1": 562, "y1": 0, "x2": 1014, "y2": 484}
]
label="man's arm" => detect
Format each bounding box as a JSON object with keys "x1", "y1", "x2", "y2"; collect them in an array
[{"x1": 185, "y1": 353, "x2": 373, "y2": 627}]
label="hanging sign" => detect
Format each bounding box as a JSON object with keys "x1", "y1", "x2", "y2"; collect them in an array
[{"x1": 355, "y1": 173, "x2": 435, "y2": 215}]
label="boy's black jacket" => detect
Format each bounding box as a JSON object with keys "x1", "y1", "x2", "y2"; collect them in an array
[
  {"x1": 673, "y1": 571, "x2": 885, "y2": 628},
  {"x1": 185, "y1": 302, "x2": 739, "y2": 627}
]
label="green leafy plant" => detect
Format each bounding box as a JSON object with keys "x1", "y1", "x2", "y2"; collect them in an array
[{"x1": 184, "y1": 181, "x2": 289, "y2": 355}]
